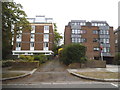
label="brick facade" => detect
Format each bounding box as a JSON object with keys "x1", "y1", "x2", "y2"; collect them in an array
[{"x1": 64, "y1": 20, "x2": 115, "y2": 63}]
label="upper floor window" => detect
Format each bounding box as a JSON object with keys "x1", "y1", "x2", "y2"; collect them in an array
[
  {"x1": 30, "y1": 42, "x2": 34, "y2": 47},
  {"x1": 31, "y1": 25, "x2": 35, "y2": 33},
  {"x1": 100, "y1": 30, "x2": 109, "y2": 35},
  {"x1": 72, "y1": 38, "x2": 87, "y2": 43},
  {"x1": 103, "y1": 47, "x2": 110, "y2": 53},
  {"x1": 72, "y1": 29, "x2": 86, "y2": 34},
  {"x1": 16, "y1": 34, "x2": 21, "y2": 39},
  {"x1": 44, "y1": 34, "x2": 49, "y2": 42},
  {"x1": 44, "y1": 26, "x2": 49, "y2": 33},
  {"x1": 93, "y1": 30, "x2": 98, "y2": 34},
  {"x1": 31, "y1": 34, "x2": 34, "y2": 39}
]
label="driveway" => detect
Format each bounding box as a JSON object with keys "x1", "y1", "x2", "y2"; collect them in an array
[{"x1": 3, "y1": 59, "x2": 91, "y2": 84}]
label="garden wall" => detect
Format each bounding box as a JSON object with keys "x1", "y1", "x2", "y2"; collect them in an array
[
  {"x1": 68, "y1": 60, "x2": 106, "y2": 68},
  {"x1": 2, "y1": 61, "x2": 39, "y2": 68},
  {"x1": 11, "y1": 61, "x2": 39, "y2": 68}
]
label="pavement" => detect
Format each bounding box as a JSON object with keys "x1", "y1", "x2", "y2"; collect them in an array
[{"x1": 67, "y1": 65, "x2": 120, "y2": 82}]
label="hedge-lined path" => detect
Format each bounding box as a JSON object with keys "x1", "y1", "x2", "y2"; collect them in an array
[{"x1": 3, "y1": 59, "x2": 93, "y2": 84}]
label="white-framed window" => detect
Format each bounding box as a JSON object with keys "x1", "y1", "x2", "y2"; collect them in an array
[
  {"x1": 16, "y1": 43, "x2": 21, "y2": 50},
  {"x1": 31, "y1": 34, "x2": 34, "y2": 39},
  {"x1": 43, "y1": 42, "x2": 49, "y2": 50},
  {"x1": 16, "y1": 34, "x2": 22, "y2": 42},
  {"x1": 93, "y1": 47, "x2": 99, "y2": 51},
  {"x1": 30, "y1": 42, "x2": 34, "y2": 47},
  {"x1": 31, "y1": 34, "x2": 34, "y2": 42},
  {"x1": 44, "y1": 34, "x2": 49, "y2": 42},
  {"x1": 30, "y1": 42, "x2": 34, "y2": 50},
  {"x1": 16, "y1": 43, "x2": 21, "y2": 47},
  {"x1": 44, "y1": 26, "x2": 49, "y2": 33},
  {"x1": 31, "y1": 25, "x2": 35, "y2": 33}
]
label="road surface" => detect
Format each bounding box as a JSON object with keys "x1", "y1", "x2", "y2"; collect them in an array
[{"x1": 2, "y1": 59, "x2": 119, "y2": 88}]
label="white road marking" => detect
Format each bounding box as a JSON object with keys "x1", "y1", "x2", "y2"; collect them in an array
[{"x1": 111, "y1": 83, "x2": 118, "y2": 88}]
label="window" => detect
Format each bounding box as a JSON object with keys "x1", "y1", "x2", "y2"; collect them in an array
[
  {"x1": 100, "y1": 30, "x2": 109, "y2": 35},
  {"x1": 30, "y1": 42, "x2": 34, "y2": 47},
  {"x1": 93, "y1": 30, "x2": 98, "y2": 34},
  {"x1": 44, "y1": 26, "x2": 49, "y2": 33},
  {"x1": 31, "y1": 34, "x2": 34, "y2": 39},
  {"x1": 44, "y1": 42, "x2": 49, "y2": 50},
  {"x1": 72, "y1": 29, "x2": 86, "y2": 34},
  {"x1": 100, "y1": 39, "x2": 109, "y2": 43},
  {"x1": 16, "y1": 34, "x2": 21, "y2": 39},
  {"x1": 115, "y1": 40, "x2": 118, "y2": 44},
  {"x1": 106, "y1": 39, "x2": 109, "y2": 43},
  {"x1": 93, "y1": 47, "x2": 99, "y2": 51},
  {"x1": 16, "y1": 43, "x2": 21, "y2": 47},
  {"x1": 31, "y1": 25, "x2": 35, "y2": 30},
  {"x1": 93, "y1": 38, "x2": 99, "y2": 42},
  {"x1": 44, "y1": 34, "x2": 49, "y2": 42},
  {"x1": 103, "y1": 48, "x2": 110, "y2": 53},
  {"x1": 72, "y1": 38, "x2": 86, "y2": 43}
]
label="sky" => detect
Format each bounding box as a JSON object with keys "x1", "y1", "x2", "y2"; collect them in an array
[{"x1": 14, "y1": 0, "x2": 119, "y2": 44}]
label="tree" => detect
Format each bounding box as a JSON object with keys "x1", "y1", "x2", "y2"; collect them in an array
[
  {"x1": 59, "y1": 43, "x2": 87, "y2": 65},
  {"x1": 2, "y1": 2, "x2": 31, "y2": 59},
  {"x1": 53, "y1": 23, "x2": 63, "y2": 56}
]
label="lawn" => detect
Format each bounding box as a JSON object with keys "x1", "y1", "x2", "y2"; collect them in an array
[{"x1": 76, "y1": 72, "x2": 120, "y2": 79}]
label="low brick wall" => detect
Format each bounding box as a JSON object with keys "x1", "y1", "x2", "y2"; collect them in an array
[
  {"x1": 86, "y1": 60, "x2": 106, "y2": 68},
  {"x1": 68, "y1": 60, "x2": 106, "y2": 68},
  {"x1": 11, "y1": 61, "x2": 39, "y2": 68}
]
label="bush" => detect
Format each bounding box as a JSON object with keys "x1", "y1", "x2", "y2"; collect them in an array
[
  {"x1": 19, "y1": 55, "x2": 26, "y2": 60},
  {"x1": 34, "y1": 54, "x2": 47, "y2": 64},
  {"x1": 2, "y1": 60, "x2": 14, "y2": 67},
  {"x1": 39, "y1": 54, "x2": 47, "y2": 63},
  {"x1": 59, "y1": 43, "x2": 87, "y2": 65},
  {"x1": 19, "y1": 55, "x2": 34, "y2": 61},
  {"x1": 113, "y1": 52, "x2": 120, "y2": 65}
]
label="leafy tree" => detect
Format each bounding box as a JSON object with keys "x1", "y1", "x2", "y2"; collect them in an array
[
  {"x1": 2, "y1": 2, "x2": 30, "y2": 59},
  {"x1": 53, "y1": 23, "x2": 63, "y2": 56},
  {"x1": 59, "y1": 43, "x2": 87, "y2": 65}
]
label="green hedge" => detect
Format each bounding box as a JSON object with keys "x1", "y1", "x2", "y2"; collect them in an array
[{"x1": 59, "y1": 43, "x2": 87, "y2": 65}]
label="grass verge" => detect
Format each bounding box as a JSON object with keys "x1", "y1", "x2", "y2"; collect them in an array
[
  {"x1": 76, "y1": 72, "x2": 120, "y2": 79},
  {"x1": 2, "y1": 72, "x2": 25, "y2": 78}
]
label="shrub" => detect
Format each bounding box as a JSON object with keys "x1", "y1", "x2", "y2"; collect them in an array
[
  {"x1": 19, "y1": 55, "x2": 34, "y2": 61},
  {"x1": 39, "y1": 54, "x2": 47, "y2": 63},
  {"x1": 25, "y1": 56, "x2": 34, "y2": 61},
  {"x1": 59, "y1": 43, "x2": 87, "y2": 65},
  {"x1": 2, "y1": 60, "x2": 14, "y2": 67},
  {"x1": 19, "y1": 55, "x2": 26, "y2": 60},
  {"x1": 34, "y1": 54, "x2": 47, "y2": 64}
]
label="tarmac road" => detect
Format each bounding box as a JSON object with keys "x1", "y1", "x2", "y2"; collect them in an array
[{"x1": 2, "y1": 59, "x2": 119, "y2": 88}]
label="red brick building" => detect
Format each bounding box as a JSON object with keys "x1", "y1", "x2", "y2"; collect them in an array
[
  {"x1": 64, "y1": 20, "x2": 115, "y2": 64},
  {"x1": 12, "y1": 15, "x2": 54, "y2": 56}
]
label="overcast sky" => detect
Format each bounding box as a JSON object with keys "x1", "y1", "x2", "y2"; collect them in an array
[{"x1": 14, "y1": 0, "x2": 119, "y2": 35}]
